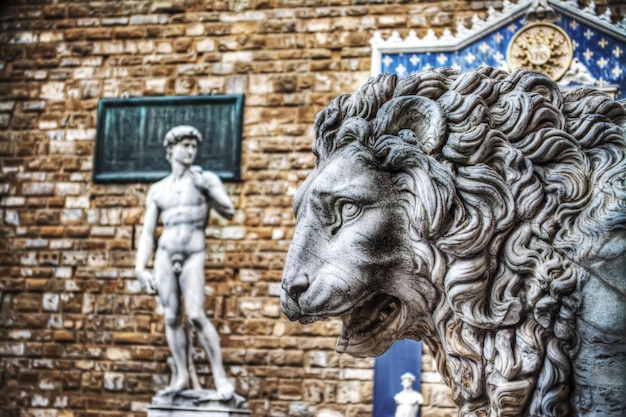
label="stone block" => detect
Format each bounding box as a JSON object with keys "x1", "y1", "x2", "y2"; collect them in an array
[
  {"x1": 60, "y1": 293, "x2": 82, "y2": 312},
  {"x1": 422, "y1": 383, "x2": 455, "y2": 408},
  {"x1": 150, "y1": 1, "x2": 186, "y2": 13},
  {"x1": 93, "y1": 41, "x2": 124, "y2": 55},
  {"x1": 52, "y1": 330, "x2": 74, "y2": 342},
  {"x1": 59, "y1": 209, "x2": 83, "y2": 225},
  {"x1": 64, "y1": 226, "x2": 89, "y2": 238},
  {"x1": 114, "y1": 27, "x2": 145, "y2": 38},
  {"x1": 174, "y1": 78, "x2": 194, "y2": 94},
  {"x1": 30, "y1": 394, "x2": 51, "y2": 407},
  {"x1": 125, "y1": 373, "x2": 153, "y2": 393},
  {"x1": 337, "y1": 381, "x2": 362, "y2": 404},
  {"x1": 277, "y1": 381, "x2": 302, "y2": 400},
  {"x1": 0, "y1": 214, "x2": 16, "y2": 237},
  {"x1": 102, "y1": 17, "x2": 129, "y2": 26},
  {"x1": 40, "y1": 82, "x2": 66, "y2": 101},
  {"x1": 10, "y1": 31, "x2": 38, "y2": 44},
  {"x1": 84, "y1": 28, "x2": 113, "y2": 40},
  {"x1": 420, "y1": 407, "x2": 457, "y2": 417},
  {"x1": 185, "y1": 23, "x2": 206, "y2": 37},
  {"x1": 130, "y1": 14, "x2": 169, "y2": 25},
  {"x1": 105, "y1": 347, "x2": 131, "y2": 361},
  {"x1": 81, "y1": 372, "x2": 104, "y2": 390},
  {"x1": 145, "y1": 78, "x2": 167, "y2": 95},
  {"x1": 14, "y1": 292, "x2": 42, "y2": 312},
  {"x1": 103, "y1": 372, "x2": 125, "y2": 391},
  {"x1": 113, "y1": 331, "x2": 151, "y2": 345},
  {"x1": 54, "y1": 183, "x2": 82, "y2": 197},
  {"x1": 196, "y1": 38, "x2": 216, "y2": 52},
  {"x1": 172, "y1": 37, "x2": 192, "y2": 53},
  {"x1": 42, "y1": 293, "x2": 59, "y2": 312},
  {"x1": 22, "y1": 183, "x2": 55, "y2": 196},
  {"x1": 287, "y1": 402, "x2": 317, "y2": 417}
]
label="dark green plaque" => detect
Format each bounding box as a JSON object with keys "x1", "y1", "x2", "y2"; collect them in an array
[{"x1": 94, "y1": 94, "x2": 244, "y2": 183}]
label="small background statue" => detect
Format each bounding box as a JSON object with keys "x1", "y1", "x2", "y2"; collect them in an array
[
  {"x1": 135, "y1": 125, "x2": 236, "y2": 400},
  {"x1": 394, "y1": 372, "x2": 424, "y2": 417}
]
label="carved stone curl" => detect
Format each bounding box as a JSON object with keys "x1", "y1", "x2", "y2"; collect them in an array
[{"x1": 281, "y1": 68, "x2": 626, "y2": 417}]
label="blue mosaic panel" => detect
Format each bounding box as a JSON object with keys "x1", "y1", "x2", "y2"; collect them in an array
[
  {"x1": 381, "y1": 16, "x2": 626, "y2": 99},
  {"x1": 565, "y1": 16, "x2": 626, "y2": 92}
]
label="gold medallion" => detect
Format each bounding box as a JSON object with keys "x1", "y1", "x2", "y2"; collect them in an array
[{"x1": 507, "y1": 22, "x2": 573, "y2": 81}]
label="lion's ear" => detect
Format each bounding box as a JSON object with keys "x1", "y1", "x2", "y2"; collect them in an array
[{"x1": 372, "y1": 96, "x2": 446, "y2": 154}]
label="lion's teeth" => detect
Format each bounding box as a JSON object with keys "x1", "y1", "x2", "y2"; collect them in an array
[{"x1": 299, "y1": 316, "x2": 324, "y2": 324}]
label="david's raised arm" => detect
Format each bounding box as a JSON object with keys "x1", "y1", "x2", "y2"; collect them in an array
[{"x1": 204, "y1": 171, "x2": 235, "y2": 220}]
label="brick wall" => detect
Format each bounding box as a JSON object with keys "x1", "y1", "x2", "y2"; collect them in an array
[{"x1": 6, "y1": 0, "x2": 621, "y2": 416}]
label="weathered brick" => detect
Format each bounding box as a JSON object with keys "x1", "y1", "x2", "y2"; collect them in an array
[
  {"x1": 102, "y1": 17, "x2": 129, "y2": 26},
  {"x1": 129, "y1": 14, "x2": 168, "y2": 25},
  {"x1": 150, "y1": 1, "x2": 186, "y2": 13},
  {"x1": 93, "y1": 41, "x2": 124, "y2": 55},
  {"x1": 14, "y1": 293, "x2": 42, "y2": 312},
  {"x1": 103, "y1": 372, "x2": 125, "y2": 391},
  {"x1": 22, "y1": 183, "x2": 54, "y2": 197},
  {"x1": 84, "y1": 28, "x2": 112, "y2": 40},
  {"x1": 114, "y1": 27, "x2": 144, "y2": 38}
]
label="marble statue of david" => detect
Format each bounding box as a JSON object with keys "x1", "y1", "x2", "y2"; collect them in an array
[
  {"x1": 135, "y1": 125, "x2": 235, "y2": 400},
  {"x1": 394, "y1": 373, "x2": 424, "y2": 417}
]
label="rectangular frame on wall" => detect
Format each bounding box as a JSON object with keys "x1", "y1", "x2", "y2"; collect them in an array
[{"x1": 94, "y1": 94, "x2": 244, "y2": 183}]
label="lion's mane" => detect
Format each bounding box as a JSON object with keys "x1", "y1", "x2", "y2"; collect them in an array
[{"x1": 312, "y1": 68, "x2": 626, "y2": 417}]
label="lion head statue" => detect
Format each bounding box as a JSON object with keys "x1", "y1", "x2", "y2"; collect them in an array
[{"x1": 280, "y1": 67, "x2": 626, "y2": 417}]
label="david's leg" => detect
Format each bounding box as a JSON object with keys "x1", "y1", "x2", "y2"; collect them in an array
[
  {"x1": 187, "y1": 325, "x2": 202, "y2": 390},
  {"x1": 182, "y1": 253, "x2": 234, "y2": 399},
  {"x1": 154, "y1": 250, "x2": 190, "y2": 394}
]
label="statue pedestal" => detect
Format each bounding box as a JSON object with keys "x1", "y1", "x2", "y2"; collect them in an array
[{"x1": 147, "y1": 389, "x2": 250, "y2": 417}]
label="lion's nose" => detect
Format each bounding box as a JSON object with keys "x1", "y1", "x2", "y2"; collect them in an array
[{"x1": 283, "y1": 274, "x2": 310, "y2": 302}]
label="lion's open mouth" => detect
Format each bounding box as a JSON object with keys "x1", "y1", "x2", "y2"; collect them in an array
[{"x1": 337, "y1": 293, "x2": 402, "y2": 356}]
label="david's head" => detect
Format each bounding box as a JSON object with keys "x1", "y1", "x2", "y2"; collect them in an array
[
  {"x1": 163, "y1": 125, "x2": 203, "y2": 165},
  {"x1": 401, "y1": 372, "x2": 416, "y2": 389}
]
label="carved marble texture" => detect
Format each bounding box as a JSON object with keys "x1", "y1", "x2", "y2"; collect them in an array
[{"x1": 280, "y1": 68, "x2": 626, "y2": 417}]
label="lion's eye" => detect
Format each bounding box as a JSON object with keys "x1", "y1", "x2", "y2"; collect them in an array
[
  {"x1": 340, "y1": 202, "x2": 361, "y2": 221},
  {"x1": 330, "y1": 200, "x2": 363, "y2": 235}
]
